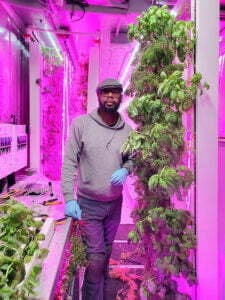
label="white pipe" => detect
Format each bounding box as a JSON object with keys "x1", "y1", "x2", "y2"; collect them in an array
[{"x1": 28, "y1": 26, "x2": 101, "y2": 37}]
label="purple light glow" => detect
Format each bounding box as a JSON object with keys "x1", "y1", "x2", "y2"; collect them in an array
[
  {"x1": 40, "y1": 49, "x2": 88, "y2": 180},
  {"x1": 0, "y1": 35, "x2": 11, "y2": 123},
  {"x1": 0, "y1": 27, "x2": 22, "y2": 123},
  {"x1": 40, "y1": 52, "x2": 64, "y2": 180},
  {"x1": 219, "y1": 24, "x2": 225, "y2": 298},
  {"x1": 219, "y1": 53, "x2": 225, "y2": 137}
]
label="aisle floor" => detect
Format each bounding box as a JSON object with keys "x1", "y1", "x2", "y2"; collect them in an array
[{"x1": 76, "y1": 224, "x2": 144, "y2": 300}]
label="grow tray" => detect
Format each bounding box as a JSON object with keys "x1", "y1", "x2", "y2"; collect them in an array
[
  {"x1": 0, "y1": 199, "x2": 55, "y2": 299},
  {"x1": 16, "y1": 217, "x2": 55, "y2": 296},
  {"x1": 25, "y1": 216, "x2": 55, "y2": 269}
]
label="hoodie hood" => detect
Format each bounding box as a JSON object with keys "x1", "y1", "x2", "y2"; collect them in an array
[{"x1": 89, "y1": 108, "x2": 125, "y2": 130}]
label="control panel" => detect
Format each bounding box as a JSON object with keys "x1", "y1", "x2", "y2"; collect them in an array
[{"x1": 0, "y1": 124, "x2": 27, "y2": 179}]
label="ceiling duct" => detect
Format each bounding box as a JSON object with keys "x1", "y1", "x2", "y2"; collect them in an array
[
  {"x1": 66, "y1": 0, "x2": 129, "y2": 9},
  {"x1": 5, "y1": 0, "x2": 48, "y2": 9},
  {"x1": 65, "y1": 0, "x2": 89, "y2": 6},
  {"x1": 65, "y1": 0, "x2": 129, "y2": 14}
]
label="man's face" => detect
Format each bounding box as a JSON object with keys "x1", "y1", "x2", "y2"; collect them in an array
[{"x1": 98, "y1": 88, "x2": 122, "y2": 113}]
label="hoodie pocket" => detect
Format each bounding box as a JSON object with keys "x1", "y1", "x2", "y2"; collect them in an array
[{"x1": 79, "y1": 164, "x2": 91, "y2": 184}]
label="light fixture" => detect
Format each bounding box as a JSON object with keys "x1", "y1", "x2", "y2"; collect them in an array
[
  {"x1": 45, "y1": 27, "x2": 63, "y2": 60},
  {"x1": 119, "y1": 42, "x2": 140, "y2": 85},
  {"x1": 118, "y1": 42, "x2": 140, "y2": 113}
]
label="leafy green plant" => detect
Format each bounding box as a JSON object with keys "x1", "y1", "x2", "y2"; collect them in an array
[
  {"x1": 53, "y1": 221, "x2": 87, "y2": 299},
  {"x1": 124, "y1": 5, "x2": 208, "y2": 298},
  {"x1": 0, "y1": 199, "x2": 48, "y2": 299},
  {"x1": 68, "y1": 221, "x2": 87, "y2": 275}
]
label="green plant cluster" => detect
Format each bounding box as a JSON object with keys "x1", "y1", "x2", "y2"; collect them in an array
[
  {"x1": 123, "y1": 5, "x2": 207, "y2": 298},
  {"x1": 0, "y1": 199, "x2": 48, "y2": 299},
  {"x1": 41, "y1": 46, "x2": 63, "y2": 66},
  {"x1": 54, "y1": 221, "x2": 87, "y2": 299},
  {"x1": 128, "y1": 208, "x2": 196, "y2": 298},
  {"x1": 67, "y1": 222, "x2": 87, "y2": 276}
]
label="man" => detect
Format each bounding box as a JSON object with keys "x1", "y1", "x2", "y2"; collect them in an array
[{"x1": 61, "y1": 78, "x2": 133, "y2": 300}]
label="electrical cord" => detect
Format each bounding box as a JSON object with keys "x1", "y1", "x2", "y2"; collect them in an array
[
  {"x1": 70, "y1": 1, "x2": 87, "y2": 22},
  {"x1": 32, "y1": 31, "x2": 39, "y2": 43},
  {"x1": 70, "y1": 0, "x2": 89, "y2": 22}
]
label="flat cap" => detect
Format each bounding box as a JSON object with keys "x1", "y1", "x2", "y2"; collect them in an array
[{"x1": 96, "y1": 78, "x2": 123, "y2": 93}]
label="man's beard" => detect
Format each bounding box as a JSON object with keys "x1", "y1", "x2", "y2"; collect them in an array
[{"x1": 99, "y1": 101, "x2": 121, "y2": 113}]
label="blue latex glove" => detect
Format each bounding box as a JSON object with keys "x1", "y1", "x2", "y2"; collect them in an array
[
  {"x1": 65, "y1": 200, "x2": 82, "y2": 220},
  {"x1": 110, "y1": 168, "x2": 129, "y2": 185}
]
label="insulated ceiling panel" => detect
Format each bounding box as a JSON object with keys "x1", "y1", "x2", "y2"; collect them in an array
[{"x1": 6, "y1": 0, "x2": 222, "y2": 86}]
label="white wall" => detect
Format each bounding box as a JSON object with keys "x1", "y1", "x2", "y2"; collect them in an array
[
  {"x1": 195, "y1": 0, "x2": 219, "y2": 298},
  {"x1": 87, "y1": 46, "x2": 100, "y2": 113},
  {"x1": 29, "y1": 43, "x2": 41, "y2": 172}
]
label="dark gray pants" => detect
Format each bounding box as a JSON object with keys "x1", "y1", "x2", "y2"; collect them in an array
[{"x1": 78, "y1": 196, "x2": 122, "y2": 300}]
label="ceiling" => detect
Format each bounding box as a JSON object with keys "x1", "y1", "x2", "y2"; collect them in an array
[
  {"x1": 0, "y1": 0, "x2": 166, "y2": 80},
  {"x1": 1, "y1": 0, "x2": 225, "y2": 80}
]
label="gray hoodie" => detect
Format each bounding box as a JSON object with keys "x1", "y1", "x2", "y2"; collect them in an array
[{"x1": 61, "y1": 109, "x2": 133, "y2": 202}]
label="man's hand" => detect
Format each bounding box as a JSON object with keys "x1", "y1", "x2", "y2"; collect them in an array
[
  {"x1": 110, "y1": 168, "x2": 129, "y2": 185},
  {"x1": 65, "y1": 200, "x2": 82, "y2": 219}
]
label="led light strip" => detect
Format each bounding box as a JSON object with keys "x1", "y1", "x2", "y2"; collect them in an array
[
  {"x1": 119, "y1": 42, "x2": 140, "y2": 86},
  {"x1": 45, "y1": 26, "x2": 63, "y2": 61},
  {"x1": 118, "y1": 43, "x2": 140, "y2": 113}
]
